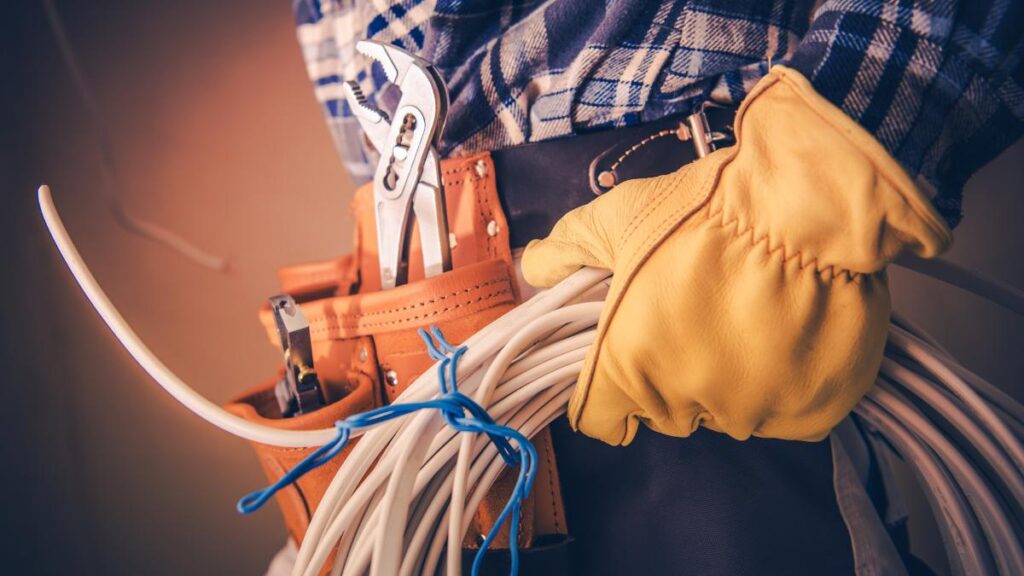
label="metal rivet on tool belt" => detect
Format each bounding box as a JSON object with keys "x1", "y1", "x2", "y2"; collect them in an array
[
  {"x1": 385, "y1": 370, "x2": 399, "y2": 387},
  {"x1": 597, "y1": 170, "x2": 617, "y2": 188},
  {"x1": 486, "y1": 220, "x2": 500, "y2": 237},
  {"x1": 474, "y1": 159, "x2": 487, "y2": 178},
  {"x1": 359, "y1": 348, "x2": 368, "y2": 363}
]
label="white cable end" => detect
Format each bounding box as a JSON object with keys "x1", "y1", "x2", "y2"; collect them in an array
[{"x1": 38, "y1": 184, "x2": 52, "y2": 206}]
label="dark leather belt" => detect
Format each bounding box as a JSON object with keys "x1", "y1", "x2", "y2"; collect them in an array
[{"x1": 490, "y1": 105, "x2": 737, "y2": 248}]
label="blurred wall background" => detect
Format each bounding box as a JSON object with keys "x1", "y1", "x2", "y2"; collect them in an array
[
  {"x1": 2, "y1": 1, "x2": 352, "y2": 574},
  {"x1": 1, "y1": 1, "x2": 1021, "y2": 574}
]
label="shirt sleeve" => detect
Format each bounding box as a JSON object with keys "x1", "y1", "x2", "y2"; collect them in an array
[{"x1": 789, "y1": 0, "x2": 1024, "y2": 228}]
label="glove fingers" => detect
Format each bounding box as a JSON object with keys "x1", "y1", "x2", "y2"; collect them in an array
[
  {"x1": 521, "y1": 238, "x2": 609, "y2": 287},
  {"x1": 521, "y1": 200, "x2": 617, "y2": 288}
]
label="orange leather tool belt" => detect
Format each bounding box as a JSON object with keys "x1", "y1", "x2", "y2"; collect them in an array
[{"x1": 224, "y1": 152, "x2": 570, "y2": 570}]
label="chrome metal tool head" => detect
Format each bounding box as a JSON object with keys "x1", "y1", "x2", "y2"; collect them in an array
[
  {"x1": 343, "y1": 40, "x2": 452, "y2": 289},
  {"x1": 269, "y1": 294, "x2": 324, "y2": 416}
]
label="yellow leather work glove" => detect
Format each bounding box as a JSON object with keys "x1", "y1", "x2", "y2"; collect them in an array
[{"x1": 522, "y1": 66, "x2": 952, "y2": 445}]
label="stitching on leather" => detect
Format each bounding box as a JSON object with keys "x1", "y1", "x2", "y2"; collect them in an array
[
  {"x1": 478, "y1": 170, "x2": 496, "y2": 258},
  {"x1": 356, "y1": 287, "x2": 511, "y2": 328},
  {"x1": 441, "y1": 162, "x2": 495, "y2": 259},
  {"x1": 620, "y1": 172, "x2": 682, "y2": 243},
  {"x1": 691, "y1": 71, "x2": 927, "y2": 282},
  {"x1": 706, "y1": 206, "x2": 863, "y2": 282},
  {"x1": 441, "y1": 163, "x2": 473, "y2": 177},
  {"x1": 260, "y1": 425, "x2": 362, "y2": 453},
  {"x1": 479, "y1": 174, "x2": 490, "y2": 256},
  {"x1": 444, "y1": 174, "x2": 485, "y2": 188},
  {"x1": 308, "y1": 287, "x2": 513, "y2": 333},
  {"x1": 474, "y1": 182, "x2": 490, "y2": 252},
  {"x1": 303, "y1": 277, "x2": 508, "y2": 326},
  {"x1": 541, "y1": 435, "x2": 562, "y2": 533},
  {"x1": 621, "y1": 185, "x2": 668, "y2": 243}
]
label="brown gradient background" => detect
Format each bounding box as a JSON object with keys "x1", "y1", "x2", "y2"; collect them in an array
[{"x1": 1, "y1": 1, "x2": 1021, "y2": 574}]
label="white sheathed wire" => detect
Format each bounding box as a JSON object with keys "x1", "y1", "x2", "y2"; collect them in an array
[
  {"x1": 296, "y1": 276, "x2": 1024, "y2": 573},
  {"x1": 372, "y1": 407, "x2": 444, "y2": 576},
  {"x1": 38, "y1": 185, "x2": 335, "y2": 447},
  {"x1": 890, "y1": 311, "x2": 951, "y2": 355},
  {"x1": 343, "y1": 379, "x2": 577, "y2": 576},
  {"x1": 888, "y1": 329, "x2": 1024, "y2": 473},
  {"x1": 293, "y1": 275, "x2": 607, "y2": 576},
  {"x1": 299, "y1": 307, "x2": 600, "y2": 576},
  {"x1": 39, "y1": 179, "x2": 610, "y2": 462},
  {"x1": 897, "y1": 255, "x2": 1024, "y2": 317},
  {"x1": 423, "y1": 387, "x2": 576, "y2": 576},
  {"x1": 855, "y1": 396, "x2": 989, "y2": 576},
  {"x1": 323, "y1": 334, "x2": 593, "y2": 569},
  {"x1": 293, "y1": 300, "x2": 601, "y2": 574},
  {"x1": 889, "y1": 323, "x2": 1024, "y2": 431},
  {"x1": 880, "y1": 359, "x2": 1024, "y2": 509},
  {"x1": 41, "y1": 182, "x2": 1024, "y2": 576},
  {"x1": 397, "y1": 368, "x2": 584, "y2": 576},
  {"x1": 310, "y1": 373, "x2": 577, "y2": 575},
  {"x1": 447, "y1": 303, "x2": 603, "y2": 576},
  {"x1": 872, "y1": 384, "x2": 1024, "y2": 574}
]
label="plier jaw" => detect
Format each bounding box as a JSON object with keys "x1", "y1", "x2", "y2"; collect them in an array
[{"x1": 343, "y1": 40, "x2": 452, "y2": 289}]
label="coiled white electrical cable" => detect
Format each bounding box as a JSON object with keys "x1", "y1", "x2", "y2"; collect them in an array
[{"x1": 39, "y1": 184, "x2": 1024, "y2": 576}]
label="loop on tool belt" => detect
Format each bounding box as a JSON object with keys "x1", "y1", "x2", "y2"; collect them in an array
[{"x1": 237, "y1": 326, "x2": 538, "y2": 576}]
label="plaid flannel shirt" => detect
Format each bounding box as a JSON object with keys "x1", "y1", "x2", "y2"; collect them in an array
[{"x1": 294, "y1": 0, "x2": 1023, "y2": 227}]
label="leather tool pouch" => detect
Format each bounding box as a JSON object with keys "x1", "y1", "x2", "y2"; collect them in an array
[{"x1": 224, "y1": 153, "x2": 570, "y2": 570}]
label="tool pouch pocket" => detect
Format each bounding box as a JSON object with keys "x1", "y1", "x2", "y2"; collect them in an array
[{"x1": 225, "y1": 154, "x2": 569, "y2": 560}]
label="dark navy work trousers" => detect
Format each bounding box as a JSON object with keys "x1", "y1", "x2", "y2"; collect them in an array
[{"x1": 549, "y1": 417, "x2": 855, "y2": 575}]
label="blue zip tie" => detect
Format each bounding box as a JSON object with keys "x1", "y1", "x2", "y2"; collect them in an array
[
  {"x1": 237, "y1": 397, "x2": 474, "y2": 514},
  {"x1": 418, "y1": 328, "x2": 519, "y2": 465},
  {"x1": 237, "y1": 326, "x2": 538, "y2": 576},
  {"x1": 236, "y1": 421, "x2": 351, "y2": 514}
]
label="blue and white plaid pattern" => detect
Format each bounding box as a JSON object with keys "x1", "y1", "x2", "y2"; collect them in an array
[
  {"x1": 294, "y1": 0, "x2": 1023, "y2": 226},
  {"x1": 790, "y1": 1, "x2": 1024, "y2": 225}
]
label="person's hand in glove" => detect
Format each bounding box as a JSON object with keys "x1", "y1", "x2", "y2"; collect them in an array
[{"x1": 521, "y1": 66, "x2": 953, "y2": 445}]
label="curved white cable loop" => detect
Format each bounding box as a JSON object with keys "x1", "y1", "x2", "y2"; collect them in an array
[
  {"x1": 39, "y1": 186, "x2": 332, "y2": 447},
  {"x1": 879, "y1": 360, "x2": 1024, "y2": 509},
  {"x1": 889, "y1": 330, "x2": 1024, "y2": 472},
  {"x1": 896, "y1": 255, "x2": 1024, "y2": 317},
  {"x1": 872, "y1": 384, "x2": 1024, "y2": 574},
  {"x1": 854, "y1": 396, "x2": 988, "y2": 576},
  {"x1": 38, "y1": 183, "x2": 1024, "y2": 576}
]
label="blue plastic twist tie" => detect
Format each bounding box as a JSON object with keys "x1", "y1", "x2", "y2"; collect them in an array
[{"x1": 236, "y1": 326, "x2": 538, "y2": 576}]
